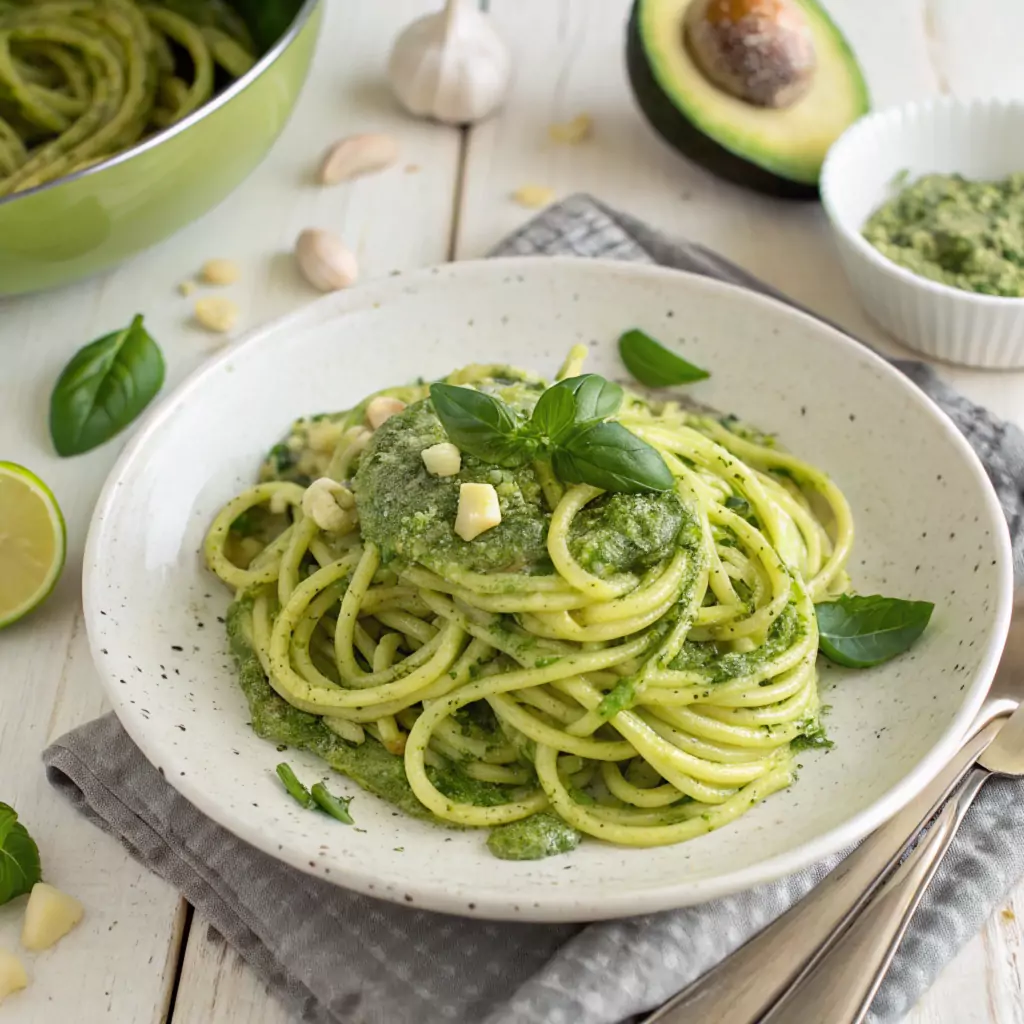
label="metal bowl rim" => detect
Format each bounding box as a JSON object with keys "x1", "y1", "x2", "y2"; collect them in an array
[{"x1": 0, "y1": 0, "x2": 321, "y2": 210}]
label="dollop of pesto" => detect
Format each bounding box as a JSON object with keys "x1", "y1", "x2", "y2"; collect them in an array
[
  {"x1": 863, "y1": 172, "x2": 1024, "y2": 297},
  {"x1": 568, "y1": 491, "x2": 697, "y2": 578},
  {"x1": 486, "y1": 812, "x2": 582, "y2": 860},
  {"x1": 355, "y1": 394, "x2": 701, "y2": 580},
  {"x1": 353, "y1": 398, "x2": 552, "y2": 574}
]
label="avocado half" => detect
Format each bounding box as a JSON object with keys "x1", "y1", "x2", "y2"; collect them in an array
[{"x1": 626, "y1": 0, "x2": 869, "y2": 199}]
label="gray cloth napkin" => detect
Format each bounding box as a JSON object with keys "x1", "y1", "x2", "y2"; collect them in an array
[{"x1": 45, "y1": 195, "x2": 1024, "y2": 1024}]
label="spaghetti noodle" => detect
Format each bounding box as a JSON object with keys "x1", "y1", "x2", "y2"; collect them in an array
[
  {"x1": 0, "y1": 0, "x2": 256, "y2": 197},
  {"x1": 204, "y1": 353, "x2": 853, "y2": 857}
]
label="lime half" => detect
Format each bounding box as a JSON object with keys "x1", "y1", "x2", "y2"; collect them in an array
[{"x1": 0, "y1": 462, "x2": 66, "y2": 629}]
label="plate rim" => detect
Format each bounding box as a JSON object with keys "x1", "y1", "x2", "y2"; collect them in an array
[{"x1": 83, "y1": 255, "x2": 1015, "y2": 921}]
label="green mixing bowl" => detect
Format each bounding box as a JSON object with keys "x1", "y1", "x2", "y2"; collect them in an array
[{"x1": 0, "y1": 0, "x2": 321, "y2": 296}]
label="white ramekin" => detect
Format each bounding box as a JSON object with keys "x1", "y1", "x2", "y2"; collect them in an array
[{"x1": 820, "y1": 97, "x2": 1024, "y2": 369}]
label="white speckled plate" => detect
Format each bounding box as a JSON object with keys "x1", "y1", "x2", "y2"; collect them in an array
[{"x1": 84, "y1": 258, "x2": 1013, "y2": 922}]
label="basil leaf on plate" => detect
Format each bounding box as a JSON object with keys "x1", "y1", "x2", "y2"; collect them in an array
[
  {"x1": 553, "y1": 421, "x2": 673, "y2": 494},
  {"x1": 49, "y1": 315, "x2": 165, "y2": 457},
  {"x1": 619, "y1": 328, "x2": 709, "y2": 387},
  {"x1": 429, "y1": 383, "x2": 532, "y2": 467},
  {"x1": 815, "y1": 594, "x2": 934, "y2": 669},
  {"x1": 0, "y1": 802, "x2": 41, "y2": 906}
]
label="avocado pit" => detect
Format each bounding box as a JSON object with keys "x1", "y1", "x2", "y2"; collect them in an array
[{"x1": 685, "y1": 0, "x2": 816, "y2": 108}]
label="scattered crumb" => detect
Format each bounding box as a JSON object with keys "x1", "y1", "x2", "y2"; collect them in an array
[
  {"x1": 1003, "y1": 908, "x2": 1016, "y2": 922},
  {"x1": 404, "y1": 163, "x2": 421, "y2": 174},
  {"x1": 194, "y1": 296, "x2": 240, "y2": 333},
  {"x1": 177, "y1": 280, "x2": 196, "y2": 296},
  {"x1": 548, "y1": 113, "x2": 592, "y2": 144},
  {"x1": 512, "y1": 185, "x2": 556, "y2": 209},
  {"x1": 200, "y1": 257, "x2": 241, "y2": 286}
]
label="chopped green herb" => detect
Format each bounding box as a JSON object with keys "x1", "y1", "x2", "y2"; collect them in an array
[
  {"x1": 311, "y1": 782, "x2": 354, "y2": 824},
  {"x1": 276, "y1": 762, "x2": 313, "y2": 809}
]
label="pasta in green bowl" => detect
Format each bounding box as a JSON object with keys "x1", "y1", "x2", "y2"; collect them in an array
[{"x1": 0, "y1": 0, "x2": 320, "y2": 295}]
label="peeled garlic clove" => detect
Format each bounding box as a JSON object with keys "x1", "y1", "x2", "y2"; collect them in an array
[
  {"x1": 21, "y1": 883, "x2": 84, "y2": 952},
  {"x1": 295, "y1": 229, "x2": 359, "y2": 292},
  {"x1": 318, "y1": 133, "x2": 400, "y2": 185},
  {"x1": 0, "y1": 951, "x2": 26, "y2": 1003},
  {"x1": 388, "y1": 0, "x2": 512, "y2": 125}
]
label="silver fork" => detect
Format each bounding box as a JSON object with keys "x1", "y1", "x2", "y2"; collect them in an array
[
  {"x1": 763, "y1": 696, "x2": 1024, "y2": 1024},
  {"x1": 642, "y1": 595, "x2": 1024, "y2": 1024}
]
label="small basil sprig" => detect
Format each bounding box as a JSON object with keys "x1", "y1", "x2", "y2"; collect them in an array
[
  {"x1": 49, "y1": 314, "x2": 165, "y2": 457},
  {"x1": 429, "y1": 374, "x2": 672, "y2": 494},
  {"x1": 619, "y1": 328, "x2": 709, "y2": 387},
  {"x1": 815, "y1": 595, "x2": 934, "y2": 669},
  {"x1": 0, "y1": 802, "x2": 42, "y2": 906}
]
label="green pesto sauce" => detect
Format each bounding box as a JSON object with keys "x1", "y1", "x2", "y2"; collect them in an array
[
  {"x1": 863, "y1": 172, "x2": 1024, "y2": 297},
  {"x1": 567, "y1": 491, "x2": 696, "y2": 579},
  {"x1": 354, "y1": 398, "x2": 552, "y2": 575},
  {"x1": 354, "y1": 393, "x2": 700, "y2": 579},
  {"x1": 226, "y1": 598, "x2": 432, "y2": 819},
  {"x1": 669, "y1": 601, "x2": 804, "y2": 684},
  {"x1": 226, "y1": 599, "x2": 575, "y2": 857},
  {"x1": 487, "y1": 812, "x2": 582, "y2": 860}
]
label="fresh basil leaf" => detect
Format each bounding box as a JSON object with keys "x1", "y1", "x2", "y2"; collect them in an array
[
  {"x1": 530, "y1": 374, "x2": 624, "y2": 445},
  {"x1": 311, "y1": 782, "x2": 354, "y2": 824},
  {"x1": 554, "y1": 374, "x2": 624, "y2": 423},
  {"x1": 276, "y1": 763, "x2": 313, "y2": 808},
  {"x1": 430, "y1": 383, "x2": 532, "y2": 467},
  {"x1": 619, "y1": 328, "x2": 709, "y2": 387},
  {"x1": 0, "y1": 803, "x2": 42, "y2": 906},
  {"x1": 553, "y1": 421, "x2": 673, "y2": 493},
  {"x1": 815, "y1": 595, "x2": 934, "y2": 669},
  {"x1": 530, "y1": 383, "x2": 577, "y2": 443},
  {"x1": 49, "y1": 315, "x2": 165, "y2": 457}
]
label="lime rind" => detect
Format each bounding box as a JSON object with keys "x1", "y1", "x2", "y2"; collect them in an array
[{"x1": 0, "y1": 461, "x2": 67, "y2": 629}]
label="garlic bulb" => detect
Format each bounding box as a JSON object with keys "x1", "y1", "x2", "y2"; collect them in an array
[{"x1": 387, "y1": 0, "x2": 512, "y2": 125}]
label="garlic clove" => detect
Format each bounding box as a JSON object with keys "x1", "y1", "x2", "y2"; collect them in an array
[
  {"x1": 294, "y1": 229, "x2": 359, "y2": 292},
  {"x1": 318, "y1": 133, "x2": 400, "y2": 186},
  {"x1": 388, "y1": 1, "x2": 512, "y2": 126},
  {"x1": 21, "y1": 883, "x2": 84, "y2": 952}
]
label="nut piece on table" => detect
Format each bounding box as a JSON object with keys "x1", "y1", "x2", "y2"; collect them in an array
[
  {"x1": 295, "y1": 229, "x2": 359, "y2": 292},
  {"x1": 548, "y1": 114, "x2": 592, "y2": 144},
  {"x1": 21, "y1": 882, "x2": 84, "y2": 952},
  {"x1": 194, "y1": 296, "x2": 240, "y2": 333},
  {"x1": 200, "y1": 258, "x2": 241, "y2": 286},
  {"x1": 512, "y1": 185, "x2": 556, "y2": 209}
]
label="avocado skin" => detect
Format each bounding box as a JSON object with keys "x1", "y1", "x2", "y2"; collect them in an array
[{"x1": 625, "y1": 0, "x2": 819, "y2": 201}]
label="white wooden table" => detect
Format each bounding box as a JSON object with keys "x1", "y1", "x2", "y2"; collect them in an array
[{"x1": 2, "y1": 1, "x2": 1024, "y2": 1020}]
